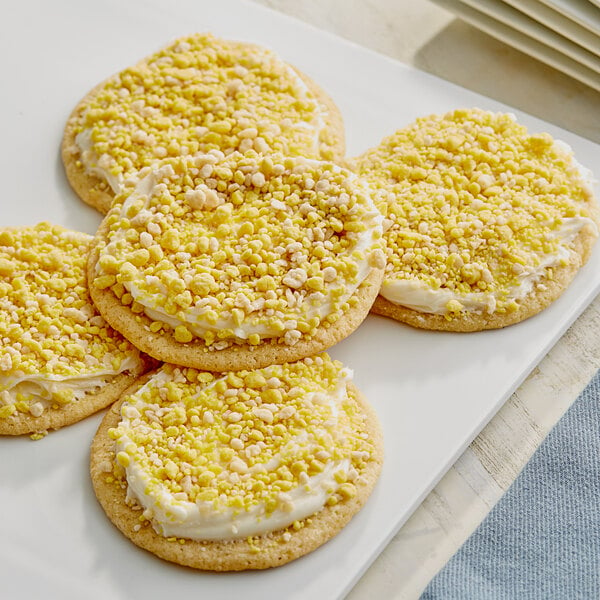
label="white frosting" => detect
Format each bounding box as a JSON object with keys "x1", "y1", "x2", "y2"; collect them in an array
[
  {"x1": 102, "y1": 162, "x2": 383, "y2": 341},
  {"x1": 0, "y1": 355, "x2": 140, "y2": 412},
  {"x1": 116, "y1": 368, "x2": 354, "y2": 540},
  {"x1": 381, "y1": 279, "x2": 494, "y2": 314},
  {"x1": 381, "y1": 136, "x2": 598, "y2": 315},
  {"x1": 131, "y1": 229, "x2": 379, "y2": 341},
  {"x1": 75, "y1": 129, "x2": 122, "y2": 193},
  {"x1": 381, "y1": 216, "x2": 597, "y2": 314},
  {"x1": 553, "y1": 139, "x2": 597, "y2": 197},
  {"x1": 281, "y1": 63, "x2": 326, "y2": 154},
  {"x1": 75, "y1": 53, "x2": 327, "y2": 194}
]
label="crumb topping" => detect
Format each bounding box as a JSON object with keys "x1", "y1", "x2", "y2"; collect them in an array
[
  {"x1": 356, "y1": 109, "x2": 597, "y2": 316},
  {"x1": 108, "y1": 355, "x2": 374, "y2": 539},
  {"x1": 0, "y1": 223, "x2": 141, "y2": 418},
  {"x1": 95, "y1": 151, "x2": 384, "y2": 347},
  {"x1": 74, "y1": 33, "x2": 335, "y2": 193}
]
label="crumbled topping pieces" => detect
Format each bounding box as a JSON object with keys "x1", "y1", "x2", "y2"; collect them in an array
[
  {"x1": 0, "y1": 223, "x2": 141, "y2": 418},
  {"x1": 356, "y1": 109, "x2": 596, "y2": 315},
  {"x1": 76, "y1": 33, "x2": 333, "y2": 189},
  {"x1": 95, "y1": 151, "x2": 383, "y2": 346},
  {"x1": 110, "y1": 355, "x2": 373, "y2": 523}
]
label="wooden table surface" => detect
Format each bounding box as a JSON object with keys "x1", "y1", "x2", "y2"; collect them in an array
[{"x1": 252, "y1": 1, "x2": 600, "y2": 597}]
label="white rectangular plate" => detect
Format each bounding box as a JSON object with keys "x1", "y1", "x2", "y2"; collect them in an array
[{"x1": 1, "y1": 1, "x2": 599, "y2": 599}]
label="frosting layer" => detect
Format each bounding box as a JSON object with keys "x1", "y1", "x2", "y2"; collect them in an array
[
  {"x1": 110, "y1": 357, "x2": 377, "y2": 540},
  {"x1": 73, "y1": 33, "x2": 335, "y2": 194},
  {"x1": 95, "y1": 151, "x2": 384, "y2": 348},
  {"x1": 356, "y1": 109, "x2": 598, "y2": 316},
  {"x1": 0, "y1": 223, "x2": 144, "y2": 420}
]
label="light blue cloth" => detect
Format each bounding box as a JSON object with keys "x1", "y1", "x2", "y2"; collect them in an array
[{"x1": 421, "y1": 369, "x2": 600, "y2": 600}]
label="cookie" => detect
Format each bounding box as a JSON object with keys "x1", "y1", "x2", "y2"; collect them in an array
[
  {"x1": 88, "y1": 151, "x2": 385, "y2": 371},
  {"x1": 62, "y1": 33, "x2": 345, "y2": 214},
  {"x1": 90, "y1": 355, "x2": 383, "y2": 570},
  {"x1": 0, "y1": 223, "x2": 152, "y2": 435},
  {"x1": 354, "y1": 108, "x2": 599, "y2": 332}
]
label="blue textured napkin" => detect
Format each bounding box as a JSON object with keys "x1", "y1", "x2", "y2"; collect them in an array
[{"x1": 421, "y1": 369, "x2": 600, "y2": 600}]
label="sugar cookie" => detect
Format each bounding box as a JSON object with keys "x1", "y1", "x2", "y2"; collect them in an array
[
  {"x1": 62, "y1": 33, "x2": 345, "y2": 214},
  {"x1": 90, "y1": 355, "x2": 383, "y2": 570},
  {"x1": 354, "y1": 109, "x2": 599, "y2": 331},
  {"x1": 0, "y1": 223, "x2": 152, "y2": 435},
  {"x1": 88, "y1": 151, "x2": 385, "y2": 370}
]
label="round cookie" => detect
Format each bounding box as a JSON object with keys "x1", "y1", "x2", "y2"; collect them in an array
[
  {"x1": 0, "y1": 223, "x2": 152, "y2": 436},
  {"x1": 62, "y1": 33, "x2": 345, "y2": 214},
  {"x1": 88, "y1": 151, "x2": 385, "y2": 371},
  {"x1": 90, "y1": 357, "x2": 383, "y2": 570},
  {"x1": 354, "y1": 108, "x2": 600, "y2": 332}
]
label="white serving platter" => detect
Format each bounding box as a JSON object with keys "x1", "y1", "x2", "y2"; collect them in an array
[
  {"x1": 431, "y1": 0, "x2": 600, "y2": 92},
  {"x1": 458, "y1": 0, "x2": 600, "y2": 72},
  {"x1": 1, "y1": 1, "x2": 599, "y2": 599}
]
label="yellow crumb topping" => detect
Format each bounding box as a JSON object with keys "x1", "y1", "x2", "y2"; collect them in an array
[
  {"x1": 95, "y1": 151, "x2": 383, "y2": 347},
  {"x1": 76, "y1": 33, "x2": 334, "y2": 189},
  {"x1": 110, "y1": 355, "x2": 373, "y2": 515},
  {"x1": 356, "y1": 109, "x2": 597, "y2": 315},
  {"x1": 0, "y1": 223, "x2": 140, "y2": 415}
]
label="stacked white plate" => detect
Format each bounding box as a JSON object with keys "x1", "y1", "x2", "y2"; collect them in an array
[{"x1": 430, "y1": 0, "x2": 600, "y2": 92}]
